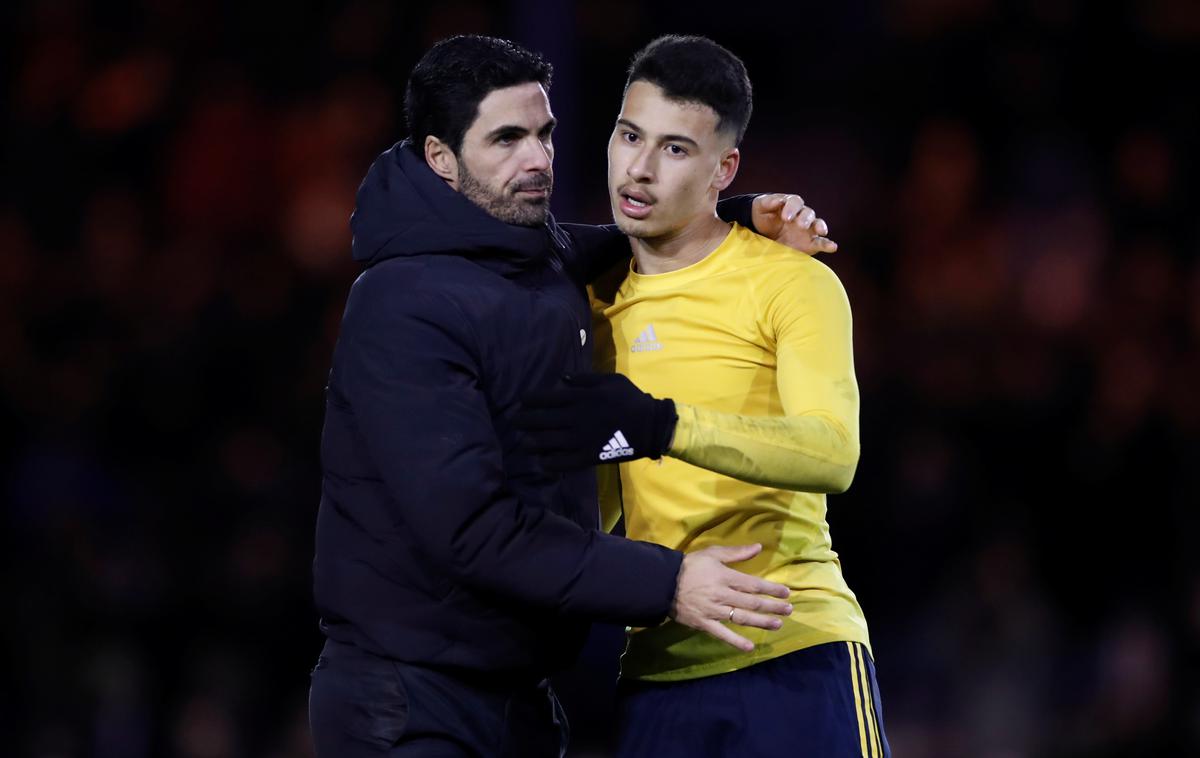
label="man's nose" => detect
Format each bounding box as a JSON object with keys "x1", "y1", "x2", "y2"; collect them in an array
[
  {"x1": 627, "y1": 147, "x2": 654, "y2": 182},
  {"x1": 521, "y1": 137, "x2": 552, "y2": 172}
]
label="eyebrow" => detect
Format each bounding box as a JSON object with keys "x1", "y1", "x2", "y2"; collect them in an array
[
  {"x1": 616, "y1": 118, "x2": 700, "y2": 149},
  {"x1": 484, "y1": 117, "x2": 558, "y2": 141}
]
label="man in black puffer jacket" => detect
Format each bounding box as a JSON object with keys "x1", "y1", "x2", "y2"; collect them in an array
[{"x1": 310, "y1": 35, "x2": 823, "y2": 757}]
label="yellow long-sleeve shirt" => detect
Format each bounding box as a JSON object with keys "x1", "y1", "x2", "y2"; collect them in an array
[{"x1": 590, "y1": 222, "x2": 871, "y2": 682}]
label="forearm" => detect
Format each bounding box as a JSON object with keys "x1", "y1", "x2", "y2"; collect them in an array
[
  {"x1": 716, "y1": 193, "x2": 760, "y2": 232},
  {"x1": 443, "y1": 498, "x2": 680, "y2": 624},
  {"x1": 668, "y1": 401, "x2": 859, "y2": 493}
]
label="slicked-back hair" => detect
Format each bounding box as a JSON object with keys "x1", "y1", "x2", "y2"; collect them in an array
[
  {"x1": 624, "y1": 35, "x2": 752, "y2": 146},
  {"x1": 404, "y1": 35, "x2": 553, "y2": 156}
]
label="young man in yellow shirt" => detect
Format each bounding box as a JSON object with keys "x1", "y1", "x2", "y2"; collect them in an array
[{"x1": 518, "y1": 35, "x2": 890, "y2": 757}]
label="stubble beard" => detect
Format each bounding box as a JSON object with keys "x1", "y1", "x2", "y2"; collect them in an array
[
  {"x1": 459, "y1": 163, "x2": 553, "y2": 227},
  {"x1": 613, "y1": 215, "x2": 653, "y2": 240}
]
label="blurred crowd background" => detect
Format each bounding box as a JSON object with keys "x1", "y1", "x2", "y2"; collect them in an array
[{"x1": 2, "y1": 1, "x2": 1198, "y2": 756}]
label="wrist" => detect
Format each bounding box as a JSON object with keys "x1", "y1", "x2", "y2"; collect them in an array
[
  {"x1": 665, "y1": 401, "x2": 692, "y2": 457},
  {"x1": 651, "y1": 398, "x2": 678, "y2": 458},
  {"x1": 670, "y1": 549, "x2": 689, "y2": 618}
]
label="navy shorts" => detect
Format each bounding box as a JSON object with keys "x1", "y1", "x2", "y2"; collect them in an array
[
  {"x1": 616, "y1": 642, "x2": 889, "y2": 758},
  {"x1": 308, "y1": 639, "x2": 568, "y2": 757}
]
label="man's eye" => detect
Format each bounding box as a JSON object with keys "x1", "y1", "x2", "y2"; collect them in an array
[
  {"x1": 666, "y1": 144, "x2": 687, "y2": 156},
  {"x1": 623, "y1": 131, "x2": 639, "y2": 144}
]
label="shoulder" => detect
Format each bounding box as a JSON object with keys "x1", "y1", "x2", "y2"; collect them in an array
[
  {"x1": 731, "y1": 225, "x2": 848, "y2": 301},
  {"x1": 345, "y1": 257, "x2": 481, "y2": 336},
  {"x1": 353, "y1": 254, "x2": 488, "y2": 292}
]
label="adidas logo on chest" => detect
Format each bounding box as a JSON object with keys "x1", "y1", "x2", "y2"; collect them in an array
[{"x1": 631, "y1": 324, "x2": 663, "y2": 353}]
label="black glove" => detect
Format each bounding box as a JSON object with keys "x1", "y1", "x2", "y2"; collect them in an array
[{"x1": 515, "y1": 373, "x2": 678, "y2": 471}]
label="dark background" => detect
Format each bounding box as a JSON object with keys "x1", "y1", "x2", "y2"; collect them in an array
[{"x1": 3, "y1": 1, "x2": 1198, "y2": 756}]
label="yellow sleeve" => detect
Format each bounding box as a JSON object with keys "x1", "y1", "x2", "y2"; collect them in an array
[{"x1": 667, "y1": 262, "x2": 860, "y2": 493}]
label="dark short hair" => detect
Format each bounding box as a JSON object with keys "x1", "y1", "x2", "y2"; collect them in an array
[
  {"x1": 404, "y1": 35, "x2": 553, "y2": 156},
  {"x1": 624, "y1": 35, "x2": 752, "y2": 145}
]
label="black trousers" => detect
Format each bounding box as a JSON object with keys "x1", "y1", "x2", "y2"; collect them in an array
[
  {"x1": 616, "y1": 642, "x2": 890, "y2": 758},
  {"x1": 309, "y1": 639, "x2": 569, "y2": 757}
]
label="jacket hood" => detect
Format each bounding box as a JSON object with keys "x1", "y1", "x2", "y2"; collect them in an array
[{"x1": 350, "y1": 140, "x2": 565, "y2": 275}]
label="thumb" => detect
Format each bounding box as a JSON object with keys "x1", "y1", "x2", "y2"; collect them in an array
[{"x1": 710, "y1": 543, "x2": 762, "y2": 564}]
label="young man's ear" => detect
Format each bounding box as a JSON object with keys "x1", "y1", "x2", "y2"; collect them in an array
[
  {"x1": 713, "y1": 147, "x2": 740, "y2": 192},
  {"x1": 425, "y1": 135, "x2": 460, "y2": 188}
]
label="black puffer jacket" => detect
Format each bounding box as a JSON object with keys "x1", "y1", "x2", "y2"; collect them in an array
[{"x1": 313, "y1": 141, "x2": 684, "y2": 677}]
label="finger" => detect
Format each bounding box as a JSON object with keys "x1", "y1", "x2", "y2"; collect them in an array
[
  {"x1": 811, "y1": 236, "x2": 839, "y2": 253},
  {"x1": 782, "y1": 195, "x2": 805, "y2": 221},
  {"x1": 795, "y1": 206, "x2": 816, "y2": 229},
  {"x1": 718, "y1": 587, "x2": 794, "y2": 615},
  {"x1": 740, "y1": 595, "x2": 795, "y2": 617},
  {"x1": 700, "y1": 619, "x2": 755, "y2": 652},
  {"x1": 755, "y1": 193, "x2": 786, "y2": 211},
  {"x1": 756, "y1": 578, "x2": 792, "y2": 599},
  {"x1": 723, "y1": 571, "x2": 791, "y2": 599},
  {"x1": 728, "y1": 607, "x2": 786, "y2": 631},
  {"x1": 707, "y1": 543, "x2": 762, "y2": 564},
  {"x1": 814, "y1": 218, "x2": 829, "y2": 237}
]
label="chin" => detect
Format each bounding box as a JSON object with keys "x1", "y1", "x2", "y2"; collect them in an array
[
  {"x1": 620, "y1": 219, "x2": 662, "y2": 240},
  {"x1": 515, "y1": 211, "x2": 549, "y2": 227},
  {"x1": 613, "y1": 217, "x2": 644, "y2": 238},
  {"x1": 496, "y1": 199, "x2": 549, "y2": 226},
  {"x1": 609, "y1": 208, "x2": 646, "y2": 238}
]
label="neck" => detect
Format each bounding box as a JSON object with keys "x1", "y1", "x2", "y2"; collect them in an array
[{"x1": 631, "y1": 211, "x2": 731, "y2": 275}]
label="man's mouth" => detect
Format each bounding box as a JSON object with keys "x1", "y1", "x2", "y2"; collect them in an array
[
  {"x1": 618, "y1": 188, "x2": 655, "y2": 219},
  {"x1": 512, "y1": 176, "x2": 552, "y2": 198}
]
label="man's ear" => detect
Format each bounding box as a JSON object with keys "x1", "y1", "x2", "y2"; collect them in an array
[
  {"x1": 713, "y1": 146, "x2": 740, "y2": 192},
  {"x1": 425, "y1": 135, "x2": 459, "y2": 188}
]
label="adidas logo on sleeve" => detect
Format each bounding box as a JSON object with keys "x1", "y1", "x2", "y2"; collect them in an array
[
  {"x1": 631, "y1": 324, "x2": 663, "y2": 352},
  {"x1": 599, "y1": 430, "x2": 635, "y2": 461}
]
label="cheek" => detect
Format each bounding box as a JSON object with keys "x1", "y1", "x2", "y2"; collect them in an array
[
  {"x1": 687, "y1": 169, "x2": 716, "y2": 203},
  {"x1": 665, "y1": 168, "x2": 705, "y2": 206},
  {"x1": 606, "y1": 154, "x2": 625, "y2": 188},
  {"x1": 486, "y1": 151, "x2": 512, "y2": 179},
  {"x1": 498, "y1": 157, "x2": 520, "y2": 185},
  {"x1": 468, "y1": 148, "x2": 509, "y2": 188}
]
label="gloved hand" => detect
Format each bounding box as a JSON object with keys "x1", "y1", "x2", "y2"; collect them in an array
[{"x1": 515, "y1": 373, "x2": 678, "y2": 471}]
